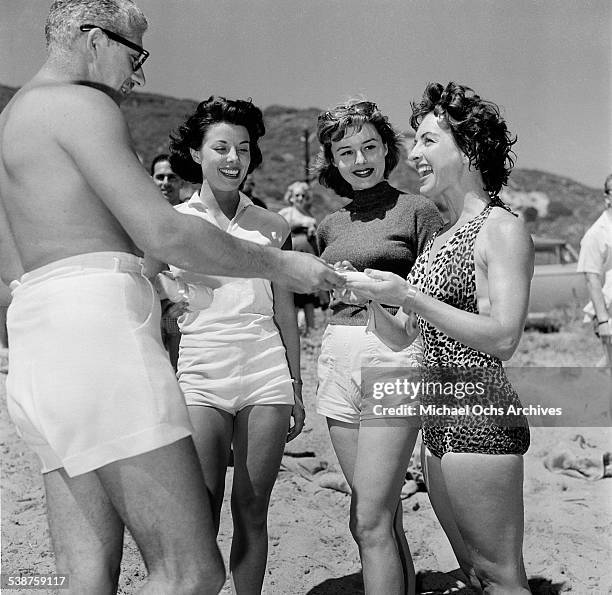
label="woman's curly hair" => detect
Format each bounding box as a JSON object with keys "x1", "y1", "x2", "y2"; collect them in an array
[
  {"x1": 313, "y1": 99, "x2": 402, "y2": 198},
  {"x1": 169, "y1": 96, "x2": 265, "y2": 184},
  {"x1": 410, "y1": 82, "x2": 517, "y2": 197}
]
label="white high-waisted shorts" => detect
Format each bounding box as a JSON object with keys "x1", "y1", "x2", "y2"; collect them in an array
[
  {"x1": 316, "y1": 324, "x2": 421, "y2": 424},
  {"x1": 6, "y1": 252, "x2": 192, "y2": 476},
  {"x1": 178, "y1": 326, "x2": 295, "y2": 415}
]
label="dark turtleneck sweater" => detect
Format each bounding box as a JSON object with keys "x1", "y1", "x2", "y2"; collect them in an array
[{"x1": 317, "y1": 181, "x2": 442, "y2": 325}]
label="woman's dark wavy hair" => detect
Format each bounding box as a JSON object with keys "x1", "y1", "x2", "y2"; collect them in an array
[
  {"x1": 169, "y1": 96, "x2": 265, "y2": 184},
  {"x1": 314, "y1": 99, "x2": 401, "y2": 198},
  {"x1": 410, "y1": 82, "x2": 517, "y2": 197}
]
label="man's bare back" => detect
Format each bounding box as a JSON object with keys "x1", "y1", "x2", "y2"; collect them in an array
[{"x1": 0, "y1": 81, "x2": 140, "y2": 274}]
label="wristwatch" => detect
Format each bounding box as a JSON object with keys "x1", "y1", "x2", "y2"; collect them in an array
[{"x1": 401, "y1": 285, "x2": 418, "y2": 311}]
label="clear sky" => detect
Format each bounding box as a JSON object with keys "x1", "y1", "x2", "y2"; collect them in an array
[{"x1": 1, "y1": 0, "x2": 610, "y2": 188}]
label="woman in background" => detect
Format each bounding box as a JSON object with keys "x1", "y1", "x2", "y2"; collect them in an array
[
  {"x1": 314, "y1": 98, "x2": 442, "y2": 594},
  {"x1": 279, "y1": 181, "x2": 321, "y2": 334}
]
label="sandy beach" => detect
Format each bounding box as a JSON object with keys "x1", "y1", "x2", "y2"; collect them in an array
[{"x1": 1, "y1": 317, "x2": 611, "y2": 594}]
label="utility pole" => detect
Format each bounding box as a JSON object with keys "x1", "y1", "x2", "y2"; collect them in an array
[{"x1": 301, "y1": 128, "x2": 310, "y2": 183}]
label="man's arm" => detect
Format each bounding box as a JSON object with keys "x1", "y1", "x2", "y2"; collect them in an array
[
  {"x1": 55, "y1": 87, "x2": 342, "y2": 292},
  {"x1": 585, "y1": 273, "x2": 611, "y2": 350},
  {"x1": 585, "y1": 273, "x2": 610, "y2": 323}
]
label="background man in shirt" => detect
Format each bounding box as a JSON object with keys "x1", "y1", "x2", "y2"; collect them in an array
[{"x1": 577, "y1": 173, "x2": 612, "y2": 366}]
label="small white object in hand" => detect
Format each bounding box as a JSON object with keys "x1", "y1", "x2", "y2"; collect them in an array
[{"x1": 340, "y1": 271, "x2": 374, "y2": 283}]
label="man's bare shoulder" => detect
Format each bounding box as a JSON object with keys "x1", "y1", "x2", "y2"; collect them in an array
[
  {"x1": 2, "y1": 83, "x2": 124, "y2": 143},
  {"x1": 1, "y1": 82, "x2": 130, "y2": 180},
  {"x1": 6, "y1": 82, "x2": 122, "y2": 131}
]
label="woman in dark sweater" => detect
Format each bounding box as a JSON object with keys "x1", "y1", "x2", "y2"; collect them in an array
[{"x1": 314, "y1": 99, "x2": 441, "y2": 595}]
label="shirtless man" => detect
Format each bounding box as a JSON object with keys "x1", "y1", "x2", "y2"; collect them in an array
[{"x1": 0, "y1": 1, "x2": 341, "y2": 593}]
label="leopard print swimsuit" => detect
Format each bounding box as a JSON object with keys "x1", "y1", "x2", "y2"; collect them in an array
[{"x1": 408, "y1": 200, "x2": 530, "y2": 458}]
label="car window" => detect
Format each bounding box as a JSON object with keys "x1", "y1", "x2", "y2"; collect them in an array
[
  {"x1": 533, "y1": 242, "x2": 578, "y2": 266},
  {"x1": 534, "y1": 248, "x2": 558, "y2": 265},
  {"x1": 560, "y1": 244, "x2": 578, "y2": 264}
]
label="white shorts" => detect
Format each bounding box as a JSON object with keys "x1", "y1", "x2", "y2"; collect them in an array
[
  {"x1": 316, "y1": 324, "x2": 421, "y2": 424},
  {"x1": 6, "y1": 252, "x2": 192, "y2": 477},
  {"x1": 178, "y1": 327, "x2": 295, "y2": 415}
]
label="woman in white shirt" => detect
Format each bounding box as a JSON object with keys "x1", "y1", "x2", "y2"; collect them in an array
[{"x1": 164, "y1": 96, "x2": 303, "y2": 594}]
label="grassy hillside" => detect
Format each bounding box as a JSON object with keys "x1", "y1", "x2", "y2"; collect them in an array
[{"x1": 1, "y1": 84, "x2": 603, "y2": 245}]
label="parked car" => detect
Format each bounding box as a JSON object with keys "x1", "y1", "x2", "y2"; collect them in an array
[{"x1": 528, "y1": 236, "x2": 589, "y2": 315}]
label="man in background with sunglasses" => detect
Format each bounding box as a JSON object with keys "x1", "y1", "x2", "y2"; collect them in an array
[
  {"x1": 0, "y1": 1, "x2": 342, "y2": 593},
  {"x1": 578, "y1": 173, "x2": 612, "y2": 367}
]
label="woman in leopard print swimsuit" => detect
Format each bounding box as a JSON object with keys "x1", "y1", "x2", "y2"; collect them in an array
[{"x1": 348, "y1": 82, "x2": 533, "y2": 594}]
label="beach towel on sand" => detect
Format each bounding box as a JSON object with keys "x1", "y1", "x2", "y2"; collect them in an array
[{"x1": 544, "y1": 434, "x2": 612, "y2": 480}]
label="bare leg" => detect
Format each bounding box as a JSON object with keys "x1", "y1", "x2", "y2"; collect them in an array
[
  {"x1": 328, "y1": 419, "x2": 416, "y2": 595},
  {"x1": 393, "y1": 500, "x2": 413, "y2": 595},
  {"x1": 296, "y1": 308, "x2": 306, "y2": 332},
  {"x1": 351, "y1": 421, "x2": 418, "y2": 595},
  {"x1": 230, "y1": 405, "x2": 292, "y2": 594},
  {"x1": 166, "y1": 332, "x2": 181, "y2": 372},
  {"x1": 44, "y1": 469, "x2": 124, "y2": 595},
  {"x1": 327, "y1": 418, "x2": 359, "y2": 483},
  {"x1": 44, "y1": 438, "x2": 225, "y2": 595},
  {"x1": 97, "y1": 437, "x2": 226, "y2": 594},
  {"x1": 303, "y1": 302, "x2": 316, "y2": 332},
  {"x1": 441, "y1": 453, "x2": 530, "y2": 594},
  {"x1": 187, "y1": 405, "x2": 234, "y2": 531},
  {"x1": 421, "y1": 444, "x2": 480, "y2": 589},
  {"x1": 0, "y1": 305, "x2": 8, "y2": 348}
]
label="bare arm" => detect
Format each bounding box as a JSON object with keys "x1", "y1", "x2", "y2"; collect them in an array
[
  {"x1": 273, "y1": 238, "x2": 304, "y2": 441},
  {"x1": 366, "y1": 302, "x2": 419, "y2": 352},
  {"x1": 585, "y1": 272, "x2": 611, "y2": 342},
  {"x1": 348, "y1": 217, "x2": 534, "y2": 360},
  {"x1": 56, "y1": 88, "x2": 342, "y2": 292},
  {"x1": 585, "y1": 272, "x2": 610, "y2": 322}
]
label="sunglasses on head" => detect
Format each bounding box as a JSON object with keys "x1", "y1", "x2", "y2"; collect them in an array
[{"x1": 318, "y1": 101, "x2": 379, "y2": 123}]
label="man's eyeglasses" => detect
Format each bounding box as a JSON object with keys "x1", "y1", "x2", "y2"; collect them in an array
[
  {"x1": 318, "y1": 101, "x2": 379, "y2": 122},
  {"x1": 80, "y1": 24, "x2": 149, "y2": 72}
]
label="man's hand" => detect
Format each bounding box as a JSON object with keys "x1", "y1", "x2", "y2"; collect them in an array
[
  {"x1": 332, "y1": 261, "x2": 368, "y2": 306},
  {"x1": 597, "y1": 319, "x2": 612, "y2": 344},
  {"x1": 275, "y1": 251, "x2": 344, "y2": 294}
]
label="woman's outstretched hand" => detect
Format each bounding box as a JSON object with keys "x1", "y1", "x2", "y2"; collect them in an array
[{"x1": 346, "y1": 269, "x2": 409, "y2": 306}]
